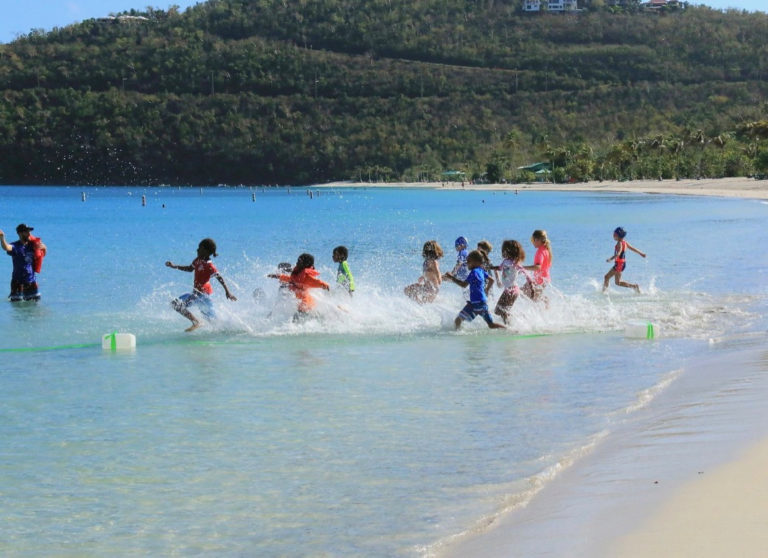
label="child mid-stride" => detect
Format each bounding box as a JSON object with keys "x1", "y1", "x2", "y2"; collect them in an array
[
  {"x1": 166, "y1": 238, "x2": 237, "y2": 331},
  {"x1": 444, "y1": 250, "x2": 505, "y2": 330}
]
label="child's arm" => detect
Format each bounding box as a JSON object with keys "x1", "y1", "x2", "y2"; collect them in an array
[
  {"x1": 484, "y1": 274, "x2": 494, "y2": 296},
  {"x1": 606, "y1": 242, "x2": 620, "y2": 262},
  {"x1": 442, "y1": 272, "x2": 469, "y2": 288},
  {"x1": 216, "y1": 274, "x2": 238, "y2": 300},
  {"x1": 166, "y1": 261, "x2": 193, "y2": 272},
  {"x1": 303, "y1": 275, "x2": 331, "y2": 291},
  {"x1": 0, "y1": 230, "x2": 12, "y2": 253},
  {"x1": 626, "y1": 242, "x2": 646, "y2": 258},
  {"x1": 267, "y1": 273, "x2": 291, "y2": 283}
]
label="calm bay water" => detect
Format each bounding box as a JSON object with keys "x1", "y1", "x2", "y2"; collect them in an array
[{"x1": 1, "y1": 186, "x2": 766, "y2": 556}]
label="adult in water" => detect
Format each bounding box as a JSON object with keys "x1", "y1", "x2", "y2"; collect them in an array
[{"x1": 0, "y1": 223, "x2": 47, "y2": 302}]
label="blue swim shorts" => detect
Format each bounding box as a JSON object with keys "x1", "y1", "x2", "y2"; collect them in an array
[
  {"x1": 174, "y1": 291, "x2": 215, "y2": 319},
  {"x1": 458, "y1": 301, "x2": 494, "y2": 325}
]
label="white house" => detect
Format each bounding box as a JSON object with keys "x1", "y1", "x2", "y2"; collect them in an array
[{"x1": 523, "y1": 0, "x2": 579, "y2": 12}]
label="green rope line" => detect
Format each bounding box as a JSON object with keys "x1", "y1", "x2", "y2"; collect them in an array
[
  {"x1": 0, "y1": 343, "x2": 100, "y2": 353},
  {"x1": 0, "y1": 330, "x2": 558, "y2": 353}
]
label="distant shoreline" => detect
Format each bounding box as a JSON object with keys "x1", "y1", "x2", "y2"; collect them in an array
[{"x1": 318, "y1": 176, "x2": 768, "y2": 200}]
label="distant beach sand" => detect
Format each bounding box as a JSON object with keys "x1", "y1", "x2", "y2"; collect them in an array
[{"x1": 320, "y1": 176, "x2": 768, "y2": 200}]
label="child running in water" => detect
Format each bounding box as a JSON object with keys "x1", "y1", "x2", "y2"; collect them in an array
[
  {"x1": 603, "y1": 227, "x2": 646, "y2": 293},
  {"x1": 494, "y1": 240, "x2": 533, "y2": 324},
  {"x1": 523, "y1": 229, "x2": 552, "y2": 302},
  {"x1": 166, "y1": 238, "x2": 237, "y2": 331},
  {"x1": 444, "y1": 250, "x2": 505, "y2": 330},
  {"x1": 268, "y1": 253, "x2": 330, "y2": 315},
  {"x1": 476, "y1": 240, "x2": 495, "y2": 296},
  {"x1": 332, "y1": 245, "x2": 355, "y2": 295},
  {"x1": 404, "y1": 240, "x2": 443, "y2": 304},
  {"x1": 451, "y1": 236, "x2": 470, "y2": 282}
]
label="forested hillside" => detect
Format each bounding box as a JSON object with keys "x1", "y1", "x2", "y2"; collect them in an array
[{"x1": 1, "y1": 0, "x2": 767, "y2": 185}]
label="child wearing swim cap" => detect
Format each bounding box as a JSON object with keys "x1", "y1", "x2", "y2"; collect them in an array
[{"x1": 603, "y1": 227, "x2": 646, "y2": 293}]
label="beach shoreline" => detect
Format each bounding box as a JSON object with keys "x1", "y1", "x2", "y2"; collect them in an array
[
  {"x1": 436, "y1": 337, "x2": 768, "y2": 558},
  {"x1": 319, "y1": 176, "x2": 768, "y2": 200}
]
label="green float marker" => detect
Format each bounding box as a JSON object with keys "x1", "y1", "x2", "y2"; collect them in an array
[
  {"x1": 624, "y1": 320, "x2": 660, "y2": 340},
  {"x1": 101, "y1": 332, "x2": 136, "y2": 351}
]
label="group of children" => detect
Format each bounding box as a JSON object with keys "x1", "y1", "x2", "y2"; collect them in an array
[
  {"x1": 405, "y1": 230, "x2": 553, "y2": 330},
  {"x1": 0, "y1": 220, "x2": 646, "y2": 332},
  {"x1": 167, "y1": 242, "x2": 355, "y2": 330},
  {"x1": 164, "y1": 227, "x2": 644, "y2": 331}
]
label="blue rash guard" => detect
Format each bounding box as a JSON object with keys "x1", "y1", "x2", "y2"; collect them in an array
[
  {"x1": 458, "y1": 267, "x2": 494, "y2": 325},
  {"x1": 8, "y1": 241, "x2": 36, "y2": 284}
]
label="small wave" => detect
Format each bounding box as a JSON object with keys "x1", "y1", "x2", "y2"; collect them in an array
[{"x1": 418, "y1": 430, "x2": 610, "y2": 558}]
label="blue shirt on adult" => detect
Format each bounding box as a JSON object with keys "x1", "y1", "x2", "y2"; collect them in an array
[{"x1": 8, "y1": 241, "x2": 35, "y2": 283}]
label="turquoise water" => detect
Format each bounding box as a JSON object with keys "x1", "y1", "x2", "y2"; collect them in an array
[{"x1": 1, "y1": 186, "x2": 766, "y2": 556}]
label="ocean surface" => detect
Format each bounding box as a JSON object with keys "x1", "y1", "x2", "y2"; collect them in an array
[{"x1": 0, "y1": 185, "x2": 766, "y2": 556}]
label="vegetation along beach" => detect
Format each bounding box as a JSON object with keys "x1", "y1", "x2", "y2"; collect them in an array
[{"x1": 1, "y1": 1, "x2": 768, "y2": 557}]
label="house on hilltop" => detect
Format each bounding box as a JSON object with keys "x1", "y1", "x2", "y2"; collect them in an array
[{"x1": 523, "y1": 0, "x2": 579, "y2": 12}]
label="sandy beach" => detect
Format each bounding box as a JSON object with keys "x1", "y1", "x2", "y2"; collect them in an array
[
  {"x1": 611, "y1": 436, "x2": 768, "y2": 557},
  {"x1": 321, "y1": 176, "x2": 768, "y2": 200},
  {"x1": 437, "y1": 341, "x2": 768, "y2": 558}
]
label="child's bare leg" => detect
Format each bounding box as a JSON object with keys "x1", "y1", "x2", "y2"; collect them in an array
[
  {"x1": 488, "y1": 321, "x2": 506, "y2": 329},
  {"x1": 603, "y1": 269, "x2": 616, "y2": 291},
  {"x1": 172, "y1": 299, "x2": 201, "y2": 331},
  {"x1": 494, "y1": 291, "x2": 517, "y2": 324},
  {"x1": 454, "y1": 316, "x2": 463, "y2": 330},
  {"x1": 494, "y1": 305, "x2": 509, "y2": 323},
  {"x1": 617, "y1": 279, "x2": 640, "y2": 293}
]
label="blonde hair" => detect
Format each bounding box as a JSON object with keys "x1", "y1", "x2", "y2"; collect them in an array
[{"x1": 531, "y1": 229, "x2": 552, "y2": 262}]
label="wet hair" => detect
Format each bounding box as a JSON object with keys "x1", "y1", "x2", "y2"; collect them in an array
[
  {"x1": 531, "y1": 229, "x2": 552, "y2": 262},
  {"x1": 294, "y1": 253, "x2": 315, "y2": 271},
  {"x1": 501, "y1": 239, "x2": 525, "y2": 263},
  {"x1": 277, "y1": 262, "x2": 293, "y2": 273},
  {"x1": 422, "y1": 240, "x2": 444, "y2": 260},
  {"x1": 614, "y1": 227, "x2": 627, "y2": 239},
  {"x1": 476, "y1": 241, "x2": 492, "y2": 269},
  {"x1": 198, "y1": 238, "x2": 218, "y2": 258},
  {"x1": 466, "y1": 250, "x2": 485, "y2": 266},
  {"x1": 333, "y1": 245, "x2": 348, "y2": 261}
]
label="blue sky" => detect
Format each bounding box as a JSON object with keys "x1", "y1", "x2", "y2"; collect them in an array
[{"x1": 0, "y1": 0, "x2": 765, "y2": 44}]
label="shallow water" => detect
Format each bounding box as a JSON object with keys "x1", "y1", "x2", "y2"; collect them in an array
[{"x1": 0, "y1": 186, "x2": 766, "y2": 556}]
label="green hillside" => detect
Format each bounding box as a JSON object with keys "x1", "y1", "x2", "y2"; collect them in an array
[{"x1": 1, "y1": 0, "x2": 767, "y2": 185}]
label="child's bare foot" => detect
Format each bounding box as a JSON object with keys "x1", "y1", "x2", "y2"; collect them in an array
[
  {"x1": 633, "y1": 285, "x2": 641, "y2": 294},
  {"x1": 185, "y1": 322, "x2": 201, "y2": 332}
]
